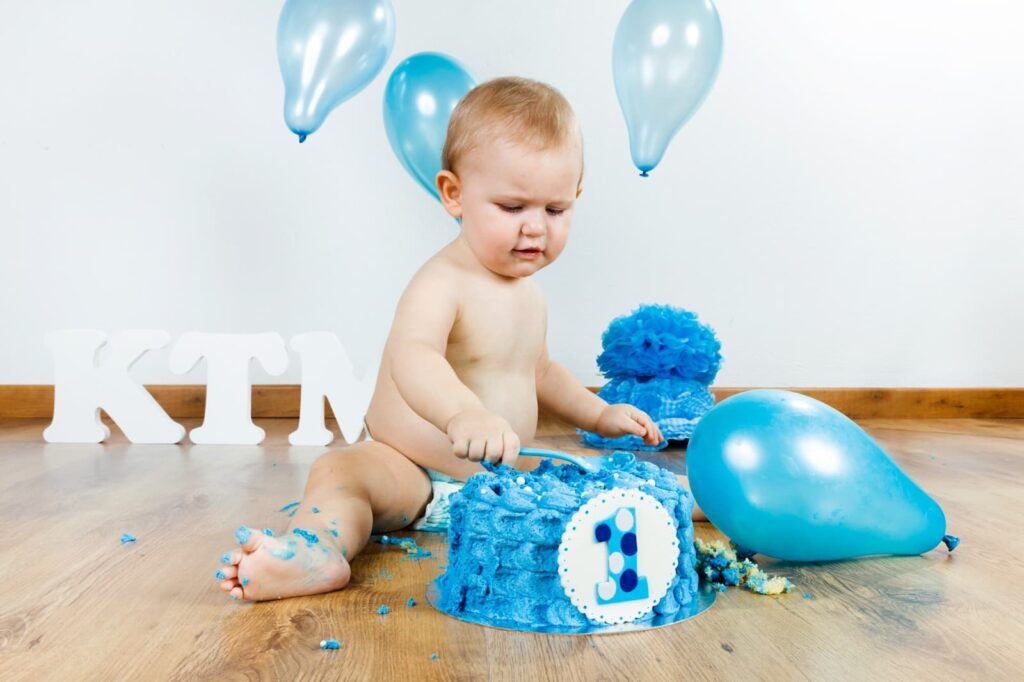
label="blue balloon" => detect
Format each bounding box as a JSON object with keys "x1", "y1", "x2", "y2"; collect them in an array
[
  {"x1": 687, "y1": 390, "x2": 957, "y2": 561},
  {"x1": 383, "y1": 52, "x2": 476, "y2": 201},
  {"x1": 277, "y1": 0, "x2": 396, "y2": 142},
  {"x1": 613, "y1": 0, "x2": 724, "y2": 176}
]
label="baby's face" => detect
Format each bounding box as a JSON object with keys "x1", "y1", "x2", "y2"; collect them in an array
[{"x1": 446, "y1": 135, "x2": 582, "y2": 279}]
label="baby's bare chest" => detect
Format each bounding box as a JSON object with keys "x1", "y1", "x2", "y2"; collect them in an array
[{"x1": 446, "y1": 285, "x2": 545, "y2": 372}]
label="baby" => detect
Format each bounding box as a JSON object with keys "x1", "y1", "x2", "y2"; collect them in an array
[{"x1": 217, "y1": 77, "x2": 696, "y2": 601}]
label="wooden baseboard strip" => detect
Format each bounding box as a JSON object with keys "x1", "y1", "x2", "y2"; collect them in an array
[{"x1": 1, "y1": 385, "x2": 1021, "y2": 420}]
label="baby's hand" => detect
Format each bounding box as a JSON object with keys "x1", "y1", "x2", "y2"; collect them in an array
[
  {"x1": 595, "y1": 404, "x2": 664, "y2": 447},
  {"x1": 446, "y1": 408, "x2": 521, "y2": 467}
]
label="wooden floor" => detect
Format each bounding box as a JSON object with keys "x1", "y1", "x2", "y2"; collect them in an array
[{"x1": 1, "y1": 418, "x2": 1022, "y2": 681}]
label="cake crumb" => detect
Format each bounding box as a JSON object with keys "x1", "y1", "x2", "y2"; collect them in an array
[
  {"x1": 320, "y1": 639, "x2": 341, "y2": 650},
  {"x1": 431, "y1": 652, "x2": 439, "y2": 661},
  {"x1": 407, "y1": 597, "x2": 416, "y2": 607},
  {"x1": 120, "y1": 533, "x2": 136, "y2": 544},
  {"x1": 378, "y1": 604, "x2": 390, "y2": 615},
  {"x1": 695, "y1": 538, "x2": 794, "y2": 596}
]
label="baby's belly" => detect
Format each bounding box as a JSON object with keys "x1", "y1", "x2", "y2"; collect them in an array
[{"x1": 364, "y1": 365, "x2": 538, "y2": 479}]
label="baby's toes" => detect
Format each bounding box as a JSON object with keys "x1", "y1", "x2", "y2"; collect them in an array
[
  {"x1": 229, "y1": 585, "x2": 245, "y2": 600},
  {"x1": 215, "y1": 565, "x2": 237, "y2": 581}
]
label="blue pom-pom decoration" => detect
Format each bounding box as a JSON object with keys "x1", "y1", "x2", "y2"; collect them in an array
[
  {"x1": 596, "y1": 304, "x2": 722, "y2": 382},
  {"x1": 581, "y1": 305, "x2": 721, "y2": 449}
]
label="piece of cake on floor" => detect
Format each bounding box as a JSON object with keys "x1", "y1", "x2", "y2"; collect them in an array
[{"x1": 435, "y1": 452, "x2": 698, "y2": 631}]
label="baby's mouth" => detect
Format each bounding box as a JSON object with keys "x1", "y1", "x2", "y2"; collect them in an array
[{"x1": 513, "y1": 247, "x2": 543, "y2": 259}]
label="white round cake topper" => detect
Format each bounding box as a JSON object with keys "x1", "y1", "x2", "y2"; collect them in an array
[{"x1": 558, "y1": 489, "x2": 679, "y2": 625}]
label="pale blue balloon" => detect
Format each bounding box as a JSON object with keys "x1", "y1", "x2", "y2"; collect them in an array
[
  {"x1": 383, "y1": 52, "x2": 476, "y2": 201},
  {"x1": 277, "y1": 0, "x2": 396, "y2": 142},
  {"x1": 687, "y1": 390, "x2": 957, "y2": 561},
  {"x1": 613, "y1": 0, "x2": 724, "y2": 175}
]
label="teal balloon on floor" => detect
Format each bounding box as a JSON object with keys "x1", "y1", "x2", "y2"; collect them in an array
[{"x1": 687, "y1": 390, "x2": 957, "y2": 561}]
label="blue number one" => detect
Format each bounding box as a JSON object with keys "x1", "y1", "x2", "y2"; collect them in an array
[{"x1": 594, "y1": 506, "x2": 649, "y2": 605}]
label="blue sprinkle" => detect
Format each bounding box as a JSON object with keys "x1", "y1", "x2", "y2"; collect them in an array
[
  {"x1": 241, "y1": 577, "x2": 250, "y2": 587},
  {"x1": 377, "y1": 604, "x2": 389, "y2": 615},
  {"x1": 311, "y1": 507, "x2": 320, "y2": 513},
  {"x1": 263, "y1": 528, "x2": 274, "y2": 537},
  {"x1": 120, "y1": 533, "x2": 136, "y2": 544},
  {"x1": 220, "y1": 552, "x2": 232, "y2": 565},
  {"x1": 407, "y1": 597, "x2": 416, "y2": 607},
  {"x1": 320, "y1": 639, "x2": 341, "y2": 650},
  {"x1": 803, "y1": 593, "x2": 813, "y2": 599},
  {"x1": 292, "y1": 527, "x2": 319, "y2": 547},
  {"x1": 278, "y1": 501, "x2": 300, "y2": 513},
  {"x1": 235, "y1": 526, "x2": 252, "y2": 544},
  {"x1": 327, "y1": 528, "x2": 339, "y2": 537},
  {"x1": 431, "y1": 652, "x2": 438, "y2": 661},
  {"x1": 215, "y1": 570, "x2": 226, "y2": 580}
]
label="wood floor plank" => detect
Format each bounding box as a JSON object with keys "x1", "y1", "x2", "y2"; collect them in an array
[{"x1": 0, "y1": 418, "x2": 1022, "y2": 680}]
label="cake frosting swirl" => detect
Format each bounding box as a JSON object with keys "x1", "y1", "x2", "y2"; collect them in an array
[{"x1": 435, "y1": 452, "x2": 698, "y2": 631}]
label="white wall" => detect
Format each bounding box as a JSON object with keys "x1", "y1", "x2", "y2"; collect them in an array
[{"x1": 1, "y1": 1, "x2": 1021, "y2": 388}]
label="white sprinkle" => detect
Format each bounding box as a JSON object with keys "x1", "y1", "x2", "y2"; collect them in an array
[
  {"x1": 516, "y1": 476, "x2": 526, "y2": 485},
  {"x1": 524, "y1": 486, "x2": 533, "y2": 493},
  {"x1": 647, "y1": 479, "x2": 656, "y2": 486}
]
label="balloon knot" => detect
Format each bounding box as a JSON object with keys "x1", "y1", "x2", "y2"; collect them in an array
[
  {"x1": 298, "y1": 134, "x2": 307, "y2": 144},
  {"x1": 639, "y1": 170, "x2": 649, "y2": 177},
  {"x1": 942, "y1": 534, "x2": 960, "y2": 552}
]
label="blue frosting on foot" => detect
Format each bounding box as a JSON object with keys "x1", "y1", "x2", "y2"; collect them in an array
[{"x1": 235, "y1": 526, "x2": 252, "y2": 544}]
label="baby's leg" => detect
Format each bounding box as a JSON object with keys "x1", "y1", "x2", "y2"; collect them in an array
[
  {"x1": 215, "y1": 441, "x2": 431, "y2": 601},
  {"x1": 676, "y1": 474, "x2": 707, "y2": 522}
]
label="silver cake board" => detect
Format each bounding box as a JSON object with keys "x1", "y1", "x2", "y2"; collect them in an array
[{"x1": 426, "y1": 579, "x2": 717, "y2": 636}]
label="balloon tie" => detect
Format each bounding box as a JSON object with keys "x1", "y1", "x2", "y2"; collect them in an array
[
  {"x1": 298, "y1": 134, "x2": 307, "y2": 144},
  {"x1": 639, "y1": 170, "x2": 649, "y2": 178},
  {"x1": 941, "y1": 534, "x2": 960, "y2": 552}
]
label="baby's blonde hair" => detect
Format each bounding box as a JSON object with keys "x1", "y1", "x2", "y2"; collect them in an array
[{"x1": 441, "y1": 76, "x2": 584, "y2": 185}]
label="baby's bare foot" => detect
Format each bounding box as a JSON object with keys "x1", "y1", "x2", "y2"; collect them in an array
[{"x1": 215, "y1": 525, "x2": 350, "y2": 601}]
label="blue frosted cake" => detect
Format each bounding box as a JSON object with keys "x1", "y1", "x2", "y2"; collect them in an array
[{"x1": 435, "y1": 452, "x2": 698, "y2": 631}]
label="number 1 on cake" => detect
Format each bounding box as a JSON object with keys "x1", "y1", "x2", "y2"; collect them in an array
[{"x1": 594, "y1": 507, "x2": 650, "y2": 604}]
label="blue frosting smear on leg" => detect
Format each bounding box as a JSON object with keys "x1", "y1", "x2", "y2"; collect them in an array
[
  {"x1": 263, "y1": 528, "x2": 274, "y2": 537},
  {"x1": 278, "y1": 501, "x2": 300, "y2": 513},
  {"x1": 292, "y1": 527, "x2": 319, "y2": 547},
  {"x1": 435, "y1": 453, "x2": 699, "y2": 630}
]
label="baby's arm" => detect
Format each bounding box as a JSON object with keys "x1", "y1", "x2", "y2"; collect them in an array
[
  {"x1": 388, "y1": 269, "x2": 520, "y2": 464},
  {"x1": 536, "y1": 344, "x2": 663, "y2": 447}
]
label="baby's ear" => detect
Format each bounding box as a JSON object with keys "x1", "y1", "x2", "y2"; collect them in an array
[
  {"x1": 436, "y1": 170, "x2": 462, "y2": 218},
  {"x1": 576, "y1": 183, "x2": 584, "y2": 198}
]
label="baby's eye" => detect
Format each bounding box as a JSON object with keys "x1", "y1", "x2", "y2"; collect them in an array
[
  {"x1": 498, "y1": 204, "x2": 522, "y2": 213},
  {"x1": 546, "y1": 208, "x2": 565, "y2": 216}
]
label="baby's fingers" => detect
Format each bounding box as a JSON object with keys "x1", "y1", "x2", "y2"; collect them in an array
[
  {"x1": 467, "y1": 438, "x2": 487, "y2": 462},
  {"x1": 452, "y1": 437, "x2": 470, "y2": 459},
  {"x1": 483, "y1": 436, "x2": 504, "y2": 464},
  {"x1": 501, "y1": 431, "x2": 520, "y2": 469}
]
